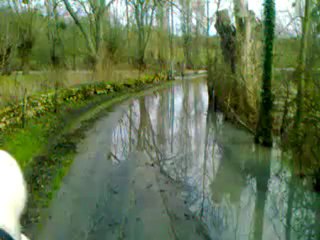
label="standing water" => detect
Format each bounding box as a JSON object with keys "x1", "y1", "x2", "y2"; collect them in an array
[{"x1": 38, "y1": 78, "x2": 320, "y2": 240}]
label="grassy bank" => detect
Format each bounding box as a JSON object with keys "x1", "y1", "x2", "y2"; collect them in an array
[{"x1": 0, "y1": 75, "x2": 177, "y2": 234}]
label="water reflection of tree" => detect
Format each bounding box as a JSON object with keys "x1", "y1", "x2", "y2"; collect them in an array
[
  {"x1": 108, "y1": 80, "x2": 320, "y2": 240},
  {"x1": 206, "y1": 116, "x2": 275, "y2": 239},
  {"x1": 137, "y1": 98, "x2": 149, "y2": 151},
  {"x1": 109, "y1": 101, "x2": 140, "y2": 163},
  {"x1": 285, "y1": 177, "x2": 320, "y2": 240},
  {"x1": 203, "y1": 102, "x2": 224, "y2": 230},
  {"x1": 252, "y1": 147, "x2": 271, "y2": 240}
]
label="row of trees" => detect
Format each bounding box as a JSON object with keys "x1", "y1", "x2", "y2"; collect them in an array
[{"x1": 0, "y1": 0, "x2": 211, "y2": 75}]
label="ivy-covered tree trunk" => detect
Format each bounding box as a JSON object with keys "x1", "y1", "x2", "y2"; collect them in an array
[{"x1": 255, "y1": 0, "x2": 275, "y2": 147}]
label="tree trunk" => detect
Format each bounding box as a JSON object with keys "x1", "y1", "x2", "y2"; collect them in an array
[
  {"x1": 125, "y1": 0, "x2": 130, "y2": 63},
  {"x1": 47, "y1": 1, "x2": 63, "y2": 68},
  {"x1": 0, "y1": 46, "x2": 12, "y2": 75},
  {"x1": 133, "y1": 1, "x2": 156, "y2": 71},
  {"x1": 169, "y1": 1, "x2": 174, "y2": 79},
  {"x1": 1, "y1": 22, "x2": 13, "y2": 75},
  {"x1": 95, "y1": 0, "x2": 106, "y2": 56},
  {"x1": 21, "y1": 52, "x2": 30, "y2": 75},
  {"x1": 180, "y1": 0, "x2": 193, "y2": 69},
  {"x1": 215, "y1": 10, "x2": 236, "y2": 74},
  {"x1": 234, "y1": 0, "x2": 262, "y2": 114},
  {"x1": 72, "y1": 27, "x2": 76, "y2": 70},
  {"x1": 206, "y1": 0, "x2": 210, "y2": 61},
  {"x1": 255, "y1": 0, "x2": 275, "y2": 147},
  {"x1": 137, "y1": 29, "x2": 145, "y2": 70},
  {"x1": 294, "y1": 0, "x2": 311, "y2": 129},
  {"x1": 234, "y1": 0, "x2": 248, "y2": 105}
]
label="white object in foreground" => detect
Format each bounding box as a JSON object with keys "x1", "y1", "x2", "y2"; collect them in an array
[{"x1": 0, "y1": 150, "x2": 30, "y2": 240}]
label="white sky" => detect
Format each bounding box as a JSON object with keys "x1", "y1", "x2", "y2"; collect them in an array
[
  {"x1": 206, "y1": 0, "x2": 299, "y2": 35},
  {"x1": 51, "y1": 0, "x2": 300, "y2": 36},
  {"x1": 215, "y1": 0, "x2": 295, "y2": 17},
  {"x1": 248, "y1": 0, "x2": 294, "y2": 17}
]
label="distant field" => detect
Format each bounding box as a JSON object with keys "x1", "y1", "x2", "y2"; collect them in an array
[{"x1": 0, "y1": 68, "x2": 145, "y2": 107}]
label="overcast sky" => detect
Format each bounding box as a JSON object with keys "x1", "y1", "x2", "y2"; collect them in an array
[
  {"x1": 205, "y1": 0, "x2": 299, "y2": 35},
  {"x1": 248, "y1": 0, "x2": 294, "y2": 16},
  {"x1": 53, "y1": 0, "x2": 300, "y2": 36},
  {"x1": 214, "y1": 0, "x2": 295, "y2": 16}
]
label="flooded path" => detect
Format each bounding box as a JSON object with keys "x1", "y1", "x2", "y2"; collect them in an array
[{"x1": 36, "y1": 78, "x2": 320, "y2": 240}]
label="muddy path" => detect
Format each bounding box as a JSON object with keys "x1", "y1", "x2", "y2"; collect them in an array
[{"x1": 34, "y1": 84, "x2": 210, "y2": 240}]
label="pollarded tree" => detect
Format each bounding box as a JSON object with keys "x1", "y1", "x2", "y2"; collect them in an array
[
  {"x1": 255, "y1": 0, "x2": 276, "y2": 147},
  {"x1": 214, "y1": 10, "x2": 236, "y2": 73},
  {"x1": 233, "y1": 0, "x2": 263, "y2": 116}
]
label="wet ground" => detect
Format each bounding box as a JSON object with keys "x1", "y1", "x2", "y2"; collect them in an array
[{"x1": 36, "y1": 78, "x2": 320, "y2": 240}]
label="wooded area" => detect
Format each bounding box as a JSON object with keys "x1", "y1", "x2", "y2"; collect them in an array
[{"x1": 1, "y1": 0, "x2": 320, "y2": 188}]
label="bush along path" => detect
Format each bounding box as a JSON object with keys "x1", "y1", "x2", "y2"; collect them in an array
[{"x1": 0, "y1": 73, "x2": 175, "y2": 233}]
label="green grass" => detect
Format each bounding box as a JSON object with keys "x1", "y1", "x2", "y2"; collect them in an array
[{"x1": 3, "y1": 123, "x2": 47, "y2": 169}]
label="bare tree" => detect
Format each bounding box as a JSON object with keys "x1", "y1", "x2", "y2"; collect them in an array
[
  {"x1": 9, "y1": 0, "x2": 37, "y2": 74},
  {"x1": 129, "y1": 0, "x2": 158, "y2": 70},
  {"x1": 179, "y1": 0, "x2": 193, "y2": 68},
  {"x1": 0, "y1": 9, "x2": 16, "y2": 75},
  {"x1": 294, "y1": 0, "x2": 312, "y2": 129},
  {"x1": 193, "y1": 0, "x2": 205, "y2": 68},
  {"x1": 155, "y1": 1, "x2": 169, "y2": 74},
  {"x1": 46, "y1": 0, "x2": 65, "y2": 67},
  {"x1": 62, "y1": 0, "x2": 115, "y2": 65}
]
